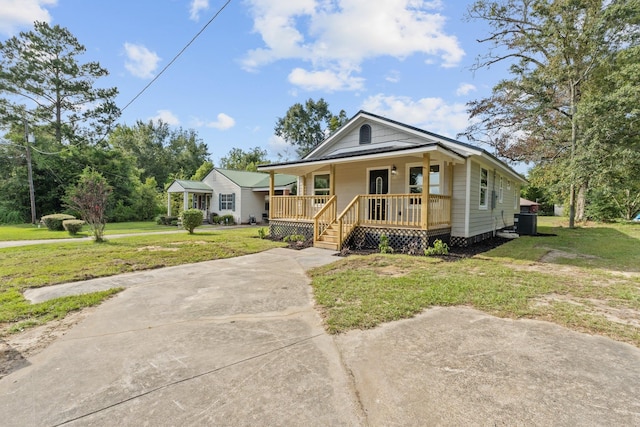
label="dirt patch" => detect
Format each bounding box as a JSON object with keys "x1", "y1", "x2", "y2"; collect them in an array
[
  {"x1": 169, "y1": 241, "x2": 208, "y2": 246},
  {"x1": 539, "y1": 248, "x2": 600, "y2": 263},
  {"x1": 533, "y1": 294, "x2": 640, "y2": 328},
  {"x1": 0, "y1": 308, "x2": 95, "y2": 379},
  {"x1": 136, "y1": 246, "x2": 179, "y2": 252}
]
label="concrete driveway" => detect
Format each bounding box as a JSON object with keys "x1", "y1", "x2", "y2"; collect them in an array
[{"x1": 2, "y1": 247, "x2": 640, "y2": 426}]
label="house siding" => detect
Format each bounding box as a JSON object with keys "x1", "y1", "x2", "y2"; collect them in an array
[
  {"x1": 465, "y1": 159, "x2": 520, "y2": 238},
  {"x1": 315, "y1": 122, "x2": 424, "y2": 157},
  {"x1": 241, "y1": 188, "x2": 267, "y2": 224},
  {"x1": 211, "y1": 171, "x2": 241, "y2": 223},
  {"x1": 450, "y1": 162, "x2": 467, "y2": 237}
]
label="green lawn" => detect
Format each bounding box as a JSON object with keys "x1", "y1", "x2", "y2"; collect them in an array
[
  {"x1": 0, "y1": 221, "x2": 181, "y2": 241},
  {"x1": 311, "y1": 217, "x2": 640, "y2": 346},
  {"x1": 0, "y1": 227, "x2": 283, "y2": 334}
]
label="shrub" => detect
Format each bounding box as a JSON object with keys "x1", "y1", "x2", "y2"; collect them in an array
[
  {"x1": 181, "y1": 209, "x2": 203, "y2": 234},
  {"x1": 0, "y1": 207, "x2": 24, "y2": 224},
  {"x1": 378, "y1": 234, "x2": 394, "y2": 254},
  {"x1": 424, "y1": 239, "x2": 449, "y2": 256},
  {"x1": 211, "y1": 214, "x2": 221, "y2": 224},
  {"x1": 110, "y1": 200, "x2": 137, "y2": 223},
  {"x1": 62, "y1": 219, "x2": 85, "y2": 235},
  {"x1": 156, "y1": 215, "x2": 178, "y2": 226},
  {"x1": 41, "y1": 214, "x2": 76, "y2": 231},
  {"x1": 283, "y1": 234, "x2": 306, "y2": 242},
  {"x1": 220, "y1": 214, "x2": 235, "y2": 225},
  {"x1": 257, "y1": 228, "x2": 268, "y2": 239}
]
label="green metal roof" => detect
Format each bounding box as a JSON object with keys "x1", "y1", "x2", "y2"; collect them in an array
[
  {"x1": 173, "y1": 179, "x2": 213, "y2": 191},
  {"x1": 216, "y1": 169, "x2": 296, "y2": 188}
]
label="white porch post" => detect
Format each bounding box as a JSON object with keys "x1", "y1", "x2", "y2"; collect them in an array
[
  {"x1": 329, "y1": 164, "x2": 336, "y2": 196},
  {"x1": 183, "y1": 191, "x2": 189, "y2": 212},
  {"x1": 269, "y1": 171, "x2": 274, "y2": 220},
  {"x1": 421, "y1": 153, "x2": 430, "y2": 230},
  {"x1": 167, "y1": 193, "x2": 171, "y2": 216}
]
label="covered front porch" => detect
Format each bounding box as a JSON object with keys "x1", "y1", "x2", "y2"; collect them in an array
[
  {"x1": 166, "y1": 179, "x2": 212, "y2": 221},
  {"x1": 263, "y1": 150, "x2": 459, "y2": 251}
]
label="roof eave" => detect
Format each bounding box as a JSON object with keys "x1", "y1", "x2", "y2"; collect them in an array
[{"x1": 258, "y1": 143, "x2": 465, "y2": 174}]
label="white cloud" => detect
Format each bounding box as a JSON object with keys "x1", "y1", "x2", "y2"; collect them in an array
[
  {"x1": 149, "y1": 110, "x2": 180, "y2": 126},
  {"x1": 361, "y1": 94, "x2": 470, "y2": 138},
  {"x1": 288, "y1": 68, "x2": 364, "y2": 92},
  {"x1": 242, "y1": 0, "x2": 464, "y2": 91},
  {"x1": 456, "y1": 83, "x2": 477, "y2": 96},
  {"x1": 385, "y1": 70, "x2": 401, "y2": 83},
  {"x1": 267, "y1": 134, "x2": 296, "y2": 161},
  {"x1": 189, "y1": 0, "x2": 209, "y2": 21},
  {"x1": 0, "y1": 0, "x2": 56, "y2": 35},
  {"x1": 124, "y1": 43, "x2": 160, "y2": 79},
  {"x1": 206, "y1": 113, "x2": 235, "y2": 130}
]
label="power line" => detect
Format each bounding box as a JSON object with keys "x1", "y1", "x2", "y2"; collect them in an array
[{"x1": 121, "y1": 0, "x2": 232, "y2": 113}]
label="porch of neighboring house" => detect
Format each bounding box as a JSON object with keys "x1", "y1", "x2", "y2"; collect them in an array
[
  {"x1": 166, "y1": 179, "x2": 212, "y2": 222},
  {"x1": 265, "y1": 153, "x2": 454, "y2": 251}
]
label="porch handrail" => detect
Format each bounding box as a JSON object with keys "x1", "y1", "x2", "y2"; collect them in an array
[
  {"x1": 271, "y1": 195, "x2": 330, "y2": 221},
  {"x1": 336, "y1": 195, "x2": 361, "y2": 248},
  {"x1": 313, "y1": 195, "x2": 337, "y2": 241},
  {"x1": 358, "y1": 193, "x2": 451, "y2": 229}
]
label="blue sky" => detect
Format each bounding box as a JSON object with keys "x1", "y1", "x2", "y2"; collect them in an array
[{"x1": 0, "y1": 0, "x2": 517, "y2": 169}]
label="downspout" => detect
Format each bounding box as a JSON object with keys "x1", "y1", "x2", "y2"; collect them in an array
[{"x1": 492, "y1": 169, "x2": 497, "y2": 237}]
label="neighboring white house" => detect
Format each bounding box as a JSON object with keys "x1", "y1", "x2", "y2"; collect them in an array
[
  {"x1": 257, "y1": 110, "x2": 527, "y2": 250},
  {"x1": 166, "y1": 168, "x2": 296, "y2": 224}
]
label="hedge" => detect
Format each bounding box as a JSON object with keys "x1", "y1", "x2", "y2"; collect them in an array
[{"x1": 41, "y1": 214, "x2": 76, "y2": 231}]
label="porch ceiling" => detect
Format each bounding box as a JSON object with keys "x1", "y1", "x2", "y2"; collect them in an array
[{"x1": 259, "y1": 143, "x2": 465, "y2": 176}]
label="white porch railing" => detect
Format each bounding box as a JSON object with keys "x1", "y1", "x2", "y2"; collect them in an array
[{"x1": 271, "y1": 195, "x2": 331, "y2": 220}]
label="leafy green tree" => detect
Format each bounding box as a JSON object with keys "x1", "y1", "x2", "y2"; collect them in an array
[
  {"x1": 219, "y1": 147, "x2": 267, "y2": 171},
  {"x1": 462, "y1": 0, "x2": 637, "y2": 227},
  {"x1": 109, "y1": 120, "x2": 210, "y2": 187},
  {"x1": 65, "y1": 168, "x2": 112, "y2": 242},
  {"x1": 0, "y1": 21, "x2": 119, "y2": 145},
  {"x1": 191, "y1": 160, "x2": 214, "y2": 180},
  {"x1": 275, "y1": 98, "x2": 347, "y2": 157}
]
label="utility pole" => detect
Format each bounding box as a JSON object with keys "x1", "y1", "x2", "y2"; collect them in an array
[{"x1": 24, "y1": 119, "x2": 36, "y2": 224}]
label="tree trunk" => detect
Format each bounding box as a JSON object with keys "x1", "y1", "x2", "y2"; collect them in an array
[
  {"x1": 568, "y1": 81, "x2": 578, "y2": 228},
  {"x1": 576, "y1": 183, "x2": 587, "y2": 222}
]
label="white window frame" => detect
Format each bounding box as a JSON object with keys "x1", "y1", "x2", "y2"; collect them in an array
[
  {"x1": 312, "y1": 171, "x2": 331, "y2": 205},
  {"x1": 499, "y1": 176, "x2": 504, "y2": 203},
  {"x1": 479, "y1": 167, "x2": 488, "y2": 210},
  {"x1": 220, "y1": 193, "x2": 234, "y2": 211},
  {"x1": 406, "y1": 162, "x2": 441, "y2": 206}
]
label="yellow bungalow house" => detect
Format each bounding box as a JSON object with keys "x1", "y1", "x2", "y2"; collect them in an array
[{"x1": 258, "y1": 111, "x2": 527, "y2": 251}]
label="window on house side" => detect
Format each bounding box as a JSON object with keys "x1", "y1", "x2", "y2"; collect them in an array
[
  {"x1": 408, "y1": 165, "x2": 440, "y2": 204},
  {"x1": 314, "y1": 174, "x2": 330, "y2": 196},
  {"x1": 359, "y1": 124, "x2": 371, "y2": 144},
  {"x1": 480, "y1": 168, "x2": 488, "y2": 208},
  {"x1": 499, "y1": 176, "x2": 504, "y2": 203},
  {"x1": 220, "y1": 193, "x2": 234, "y2": 210}
]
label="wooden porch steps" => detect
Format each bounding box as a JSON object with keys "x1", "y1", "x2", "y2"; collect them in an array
[{"x1": 314, "y1": 223, "x2": 340, "y2": 251}]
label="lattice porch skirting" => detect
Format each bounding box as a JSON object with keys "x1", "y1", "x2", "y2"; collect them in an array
[
  {"x1": 344, "y1": 227, "x2": 452, "y2": 252},
  {"x1": 269, "y1": 220, "x2": 314, "y2": 241},
  {"x1": 449, "y1": 231, "x2": 494, "y2": 247}
]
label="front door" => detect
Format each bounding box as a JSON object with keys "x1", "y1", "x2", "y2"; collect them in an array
[{"x1": 368, "y1": 169, "x2": 389, "y2": 221}]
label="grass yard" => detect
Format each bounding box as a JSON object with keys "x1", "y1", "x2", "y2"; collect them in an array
[
  {"x1": 311, "y1": 217, "x2": 640, "y2": 346},
  {"x1": 0, "y1": 227, "x2": 284, "y2": 334},
  {"x1": 0, "y1": 221, "x2": 180, "y2": 241}
]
